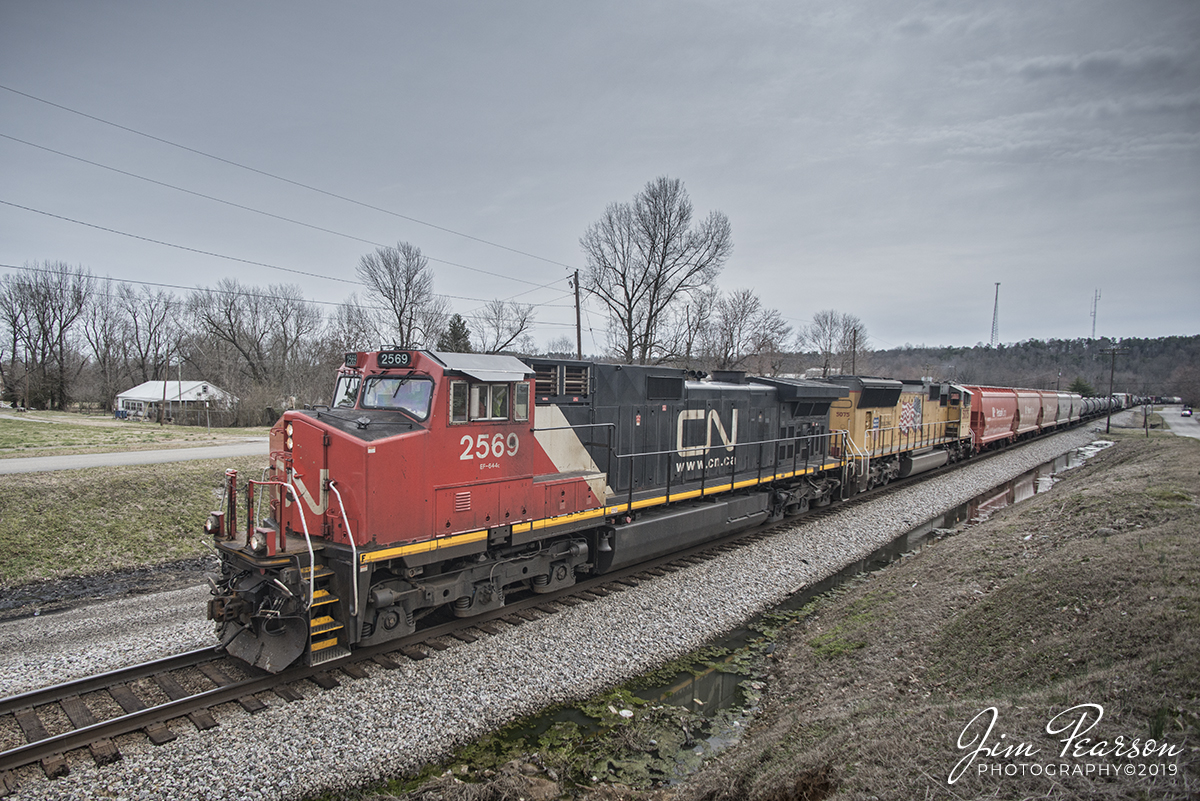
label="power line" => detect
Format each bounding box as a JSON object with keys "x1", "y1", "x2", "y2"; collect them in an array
[
  {"x1": 0, "y1": 132, "x2": 567, "y2": 291},
  {"x1": 0, "y1": 200, "x2": 563, "y2": 306},
  {"x1": 0, "y1": 262, "x2": 576, "y2": 325},
  {"x1": 2, "y1": 199, "x2": 357, "y2": 285},
  {"x1": 0, "y1": 83, "x2": 578, "y2": 272}
]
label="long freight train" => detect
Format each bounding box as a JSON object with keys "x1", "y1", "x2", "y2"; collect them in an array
[{"x1": 206, "y1": 350, "x2": 1118, "y2": 671}]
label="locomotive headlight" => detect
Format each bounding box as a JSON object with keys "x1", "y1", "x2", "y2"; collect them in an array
[
  {"x1": 248, "y1": 529, "x2": 268, "y2": 554},
  {"x1": 285, "y1": 423, "x2": 294, "y2": 450}
]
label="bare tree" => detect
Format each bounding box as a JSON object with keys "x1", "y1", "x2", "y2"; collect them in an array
[
  {"x1": 0, "y1": 262, "x2": 91, "y2": 408},
  {"x1": 580, "y1": 176, "x2": 731, "y2": 364},
  {"x1": 472, "y1": 299, "x2": 535, "y2": 353},
  {"x1": 356, "y1": 242, "x2": 448, "y2": 349},
  {"x1": 327, "y1": 293, "x2": 380, "y2": 353},
  {"x1": 698, "y1": 289, "x2": 793, "y2": 373},
  {"x1": 82, "y1": 278, "x2": 127, "y2": 409},
  {"x1": 267, "y1": 283, "x2": 323, "y2": 394},
  {"x1": 541, "y1": 335, "x2": 577, "y2": 358},
  {"x1": 706, "y1": 289, "x2": 763, "y2": 371},
  {"x1": 188, "y1": 279, "x2": 275, "y2": 386},
  {"x1": 800, "y1": 309, "x2": 870, "y2": 376},
  {"x1": 663, "y1": 284, "x2": 719, "y2": 369},
  {"x1": 747, "y1": 306, "x2": 793, "y2": 376},
  {"x1": 119, "y1": 283, "x2": 177, "y2": 383},
  {"x1": 837, "y1": 313, "x2": 870, "y2": 374}
]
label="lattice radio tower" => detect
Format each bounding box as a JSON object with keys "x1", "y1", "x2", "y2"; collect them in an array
[{"x1": 990, "y1": 282, "x2": 1000, "y2": 347}]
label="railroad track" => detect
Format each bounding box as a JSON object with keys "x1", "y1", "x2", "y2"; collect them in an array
[{"x1": 0, "y1": 435, "x2": 1067, "y2": 793}]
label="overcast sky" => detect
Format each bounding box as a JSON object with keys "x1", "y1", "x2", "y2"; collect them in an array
[{"x1": 2, "y1": 1, "x2": 1197, "y2": 353}]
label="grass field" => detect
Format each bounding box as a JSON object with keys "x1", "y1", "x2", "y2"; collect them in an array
[
  {"x1": 0, "y1": 455, "x2": 267, "y2": 585},
  {"x1": 0, "y1": 411, "x2": 269, "y2": 459}
]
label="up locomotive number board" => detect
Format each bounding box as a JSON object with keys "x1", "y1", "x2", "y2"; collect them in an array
[{"x1": 377, "y1": 351, "x2": 412, "y2": 368}]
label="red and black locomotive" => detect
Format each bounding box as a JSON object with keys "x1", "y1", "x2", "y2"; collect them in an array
[{"x1": 206, "y1": 350, "x2": 849, "y2": 671}]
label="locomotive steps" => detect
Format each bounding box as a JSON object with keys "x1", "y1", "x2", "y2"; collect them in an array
[{"x1": 0, "y1": 424, "x2": 1116, "y2": 800}]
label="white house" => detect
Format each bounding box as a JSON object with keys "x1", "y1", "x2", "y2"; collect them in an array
[{"x1": 115, "y1": 380, "x2": 236, "y2": 420}]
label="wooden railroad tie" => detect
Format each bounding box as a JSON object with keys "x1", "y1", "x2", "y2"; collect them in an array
[
  {"x1": 311, "y1": 672, "x2": 340, "y2": 690},
  {"x1": 372, "y1": 653, "x2": 403, "y2": 670},
  {"x1": 340, "y1": 662, "x2": 370, "y2": 680},
  {"x1": 108, "y1": 684, "x2": 176, "y2": 745},
  {"x1": 60, "y1": 696, "x2": 121, "y2": 765},
  {"x1": 155, "y1": 674, "x2": 218, "y2": 729}
]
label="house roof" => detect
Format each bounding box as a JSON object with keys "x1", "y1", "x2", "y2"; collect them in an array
[{"x1": 116, "y1": 380, "x2": 234, "y2": 404}]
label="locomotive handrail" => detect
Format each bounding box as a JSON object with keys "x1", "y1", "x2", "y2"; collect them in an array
[
  {"x1": 285, "y1": 473, "x2": 317, "y2": 611},
  {"x1": 607, "y1": 430, "x2": 836, "y2": 507},
  {"x1": 328, "y1": 480, "x2": 359, "y2": 618},
  {"x1": 836, "y1": 429, "x2": 869, "y2": 481},
  {"x1": 861, "y1": 418, "x2": 955, "y2": 459},
  {"x1": 532, "y1": 421, "x2": 617, "y2": 476}
]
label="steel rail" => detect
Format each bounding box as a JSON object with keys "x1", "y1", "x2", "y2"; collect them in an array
[{"x1": 0, "y1": 648, "x2": 219, "y2": 718}]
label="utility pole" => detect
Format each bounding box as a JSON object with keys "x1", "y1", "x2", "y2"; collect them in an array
[
  {"x1": 158, "y1": 358, "x2": 167, "y2": 426},
  {"x1": 851, "y1": 328, "x2": 857, "y2": 374},
  {"x1": 1090, "y1": 289, "x2": 1101, "y2": 339},
  {"x1": 1100, "y1": 346, "x2": 1128, "y2": 434},
  {"x1": 573, "y1": 270, "x2": 582, "y2": 361},
  {"x1": 990, "y1": 283, "x2": 1000, "y2": 348}
]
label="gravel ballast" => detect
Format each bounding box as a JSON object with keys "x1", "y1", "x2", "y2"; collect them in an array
[{"x1": 1, "y1": 425, "x2": 1109, "y2": 800}]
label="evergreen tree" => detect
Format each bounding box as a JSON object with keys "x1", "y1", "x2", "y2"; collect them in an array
[
  {"x1": 437, "y1": 314, "x2": 472, "y2": 352},
  {"x1": 1068, "y1": 377, "x2": 1096, "y2": 396}
]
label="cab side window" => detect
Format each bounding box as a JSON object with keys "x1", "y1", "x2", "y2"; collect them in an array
[
  {"x1": 450, "y1": 381, "x2": 468, "y2": 423},
  {"x1": 469, "y1": 383, "x2": 510, "y2": 421},
  {"x1": 452, "y1": 380, "x2": 530, "y2": 422}
]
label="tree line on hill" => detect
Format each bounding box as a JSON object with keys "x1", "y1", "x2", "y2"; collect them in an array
[{"x1": 4, "y1": 175, "x2": 1195, "y2": 423}]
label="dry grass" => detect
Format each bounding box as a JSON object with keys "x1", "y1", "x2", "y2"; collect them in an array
[
  {"x1": 0, "y1": 411, "x2": 269, "y2": 459},
  {"x1": 0, "y1": 455, "x2": 266, "y2": 585},
  {"x1": 675, "y1": 431, "x2": 1200, "y2": 801}
]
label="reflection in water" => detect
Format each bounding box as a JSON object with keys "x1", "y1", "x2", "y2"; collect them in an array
[{"x1": 965, "y1": 441, "x2": 1113, "y2": 524}]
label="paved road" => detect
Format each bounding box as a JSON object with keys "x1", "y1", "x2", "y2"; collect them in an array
[
  {"x1": 0, "y1": 439, "x2": 269, "y2": 474},
  {"x1": 1162, "y1": 404, "x2": 1200, "y2": 440}
]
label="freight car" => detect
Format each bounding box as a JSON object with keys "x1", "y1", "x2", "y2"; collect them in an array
[{"x1": 205, "y1": 351, "x2": 1099, "y2": 672}]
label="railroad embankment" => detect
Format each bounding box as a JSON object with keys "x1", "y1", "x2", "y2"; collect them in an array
[{"x1": 670, "y1": 429, "x2": 1198, "y2": 801}]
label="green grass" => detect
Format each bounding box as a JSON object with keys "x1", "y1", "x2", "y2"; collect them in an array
[
  {"x1": 0, "y1": 412, "x2": 270, "y2": 459},
  {"x1": 0, "y1": 455, "x2": 266, "y2": 585}
]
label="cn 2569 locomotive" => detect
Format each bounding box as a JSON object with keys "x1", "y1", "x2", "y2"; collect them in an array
[{"x1": 205, "y1": 350, "x2": 1088, "y2": 672}]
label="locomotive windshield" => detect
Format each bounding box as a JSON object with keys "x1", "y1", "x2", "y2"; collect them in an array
[
  {"x1": 360, "y1": 375, "x2": 435, "y2": 420},
  {"x1": 332, "y1": 374, "x2": 361, "y2": 408}
]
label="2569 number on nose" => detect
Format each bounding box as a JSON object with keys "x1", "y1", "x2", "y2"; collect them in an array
[{"x1": 459, "y1": 433, "x2": 520, "y2": 460}]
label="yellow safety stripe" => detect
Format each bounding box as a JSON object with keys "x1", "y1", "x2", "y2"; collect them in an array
[
  {"x1": 310, "y1": 637, "x2": 340, "y2": 652},
  {"x1": 510, "y1": 463, "x2": 829, "y2": 535},
  {"x1": 360, "y1": 528, "x2": 489, "y2": 564}
]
